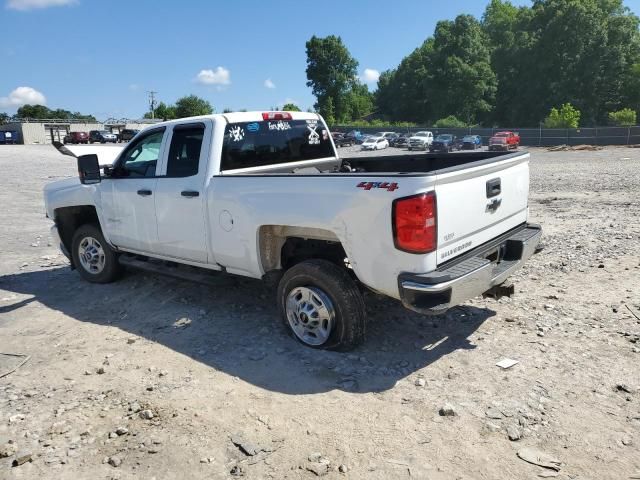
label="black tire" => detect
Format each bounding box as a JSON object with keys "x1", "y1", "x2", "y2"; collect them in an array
[
  {"x1": 71, "y1": 224, "x2": 121, "y2": 284},
  {"x1": 277, "y1": 259, "x2": 366, "y2": 351}
]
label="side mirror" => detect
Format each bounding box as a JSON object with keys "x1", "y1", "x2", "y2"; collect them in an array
[{"x1": 78, "y1": 154, "x2": 101, "y2": 184}]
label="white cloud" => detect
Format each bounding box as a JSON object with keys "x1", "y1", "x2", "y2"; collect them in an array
[
  {"x1": 6, "y1": 0, "x2": 77, "y2": 11},
  {"x1": 264, "y1": 78, "x2": 276, "y2": 89},
  {"x1": 195, "y1": 67, "x2": 231, "y2": 86},
  {"x1": 0, "y1": 86, "x2": 46, "y2": 108},
  {"x1": 361, "y1": 68, "x2": 380, "y2": 84}
]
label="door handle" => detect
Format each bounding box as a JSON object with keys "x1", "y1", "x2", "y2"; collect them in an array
[
  {"x1": 181, "y1": 190, "x2": 199, "y2": 198},
  {"x1": 137, "y1": 189, "x2": 152, "y2": 196},
  {"x1": 486, "y1": 178, "x2": 501, "y2": 198}
]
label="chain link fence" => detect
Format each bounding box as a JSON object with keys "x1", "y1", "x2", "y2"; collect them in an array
[{"x1": 334, "y1": 125, "x2": 640, "y2": 146}]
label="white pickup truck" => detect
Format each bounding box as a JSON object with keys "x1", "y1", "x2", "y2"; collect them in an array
[{"x1": 44, "y1": 111, "x2": 541, "y2": 350}]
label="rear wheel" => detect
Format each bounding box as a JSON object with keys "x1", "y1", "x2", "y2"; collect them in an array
[
  {"x1": 71, "y1": 224, "x2": 121, "y2": 284},
  {"x1": 277, "y1": 259, "x2": 366, "y2": 351}
]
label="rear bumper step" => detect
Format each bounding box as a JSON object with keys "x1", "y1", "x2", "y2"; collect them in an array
[{"x1": 398, "y1": 223, "x2": 542, "y2": 314}]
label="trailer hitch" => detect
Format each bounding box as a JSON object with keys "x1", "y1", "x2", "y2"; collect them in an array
[{"x1": 483, "y1": 281, "x2": 515, "y2": 300}]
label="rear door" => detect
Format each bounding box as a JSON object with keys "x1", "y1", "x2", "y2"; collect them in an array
[
  {"x1": 434, "y1": 154, "x2": 530, "y2": 265},
  {"x1": 153, "y1": 121, "x2": 211, "y2": 263}
]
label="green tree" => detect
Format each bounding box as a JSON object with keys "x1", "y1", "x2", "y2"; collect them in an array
[
  {"x1": 305, "y1": 35, "x2": 359, "y2": 122},
  {"x1": 281, "y1": 103, "x2": 301, "y2": 112},
  {"x1": 174, "y1": 95, "x2": 213, "y2": 118},
  {"x1": 608, "y1": 108, "x2": 637, "y2": 126},
  {"x1": 485, "y1": 0, "x2": 640, "y2": 126},
  {"x1": 323, "y1": 97, "x2": 336, "y2": 125},
  {"x1": 345, "y1": 83, "x2": 374, "y2": 120},
  {"x1": 428, "y1": 15, "x2": 497, "y2": 124},
  {"x1": 434, "y1": 115, "x2": 468, "y2": 128},
  {"x1": 16, "y1": 104, "x2": 51, "y2": 118},
  {"x1": 543, "y1": 103, "x2": 581, "y2": 128},
  {"x1": 482, "y1": 0, "x2": 534, "y2": 125},
  {"x1": 0, "y1": 113, "x2": 9, "y2": 124},
  {"x1": 622, "y1": 62, "x2": 640, "y2": 115},
  {"x1": 158, "y1": 102, "x2": 177, "y2": 120}
]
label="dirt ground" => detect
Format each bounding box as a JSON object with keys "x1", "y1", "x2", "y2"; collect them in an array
[{"x1": 0, "y1": 144, "x2": 638, "y2": 480}]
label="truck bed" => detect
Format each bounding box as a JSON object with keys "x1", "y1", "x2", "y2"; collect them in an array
[
  {"x1": 341, "y1": 151, "x2": 525, "y2": 175},
  {"x1": 225, "y1": 150, "x2": 526, "y2": 176}
]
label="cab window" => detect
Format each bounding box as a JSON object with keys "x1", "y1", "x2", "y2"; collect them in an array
[
  {"x1": 166, "y1": 124, "x2": 204, "y2": 177},
  {"x1": 115, "y1": 129, "x2": 165, "y2": 178}
]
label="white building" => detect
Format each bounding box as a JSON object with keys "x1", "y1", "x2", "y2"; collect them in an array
[{"x1": 0, "y1": 118, "x2": 161, "y2": 144}]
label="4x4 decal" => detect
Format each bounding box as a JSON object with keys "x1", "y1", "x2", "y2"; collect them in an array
[{"x1": 357, "y1": 181, "x2": 399, "y2": 192}]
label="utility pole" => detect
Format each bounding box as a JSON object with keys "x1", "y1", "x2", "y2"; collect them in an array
[{"x1": 147, "y1": 91, "x2": 158, "y2": 119}]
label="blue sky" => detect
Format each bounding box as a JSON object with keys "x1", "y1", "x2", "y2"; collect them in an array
[{"x1": 1, "y1": 0, "x2": 639, "y2": 120}]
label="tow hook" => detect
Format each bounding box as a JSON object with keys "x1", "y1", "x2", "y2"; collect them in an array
[{"x1": 483, "y1": 281, "x2": 515, "y2": 300}]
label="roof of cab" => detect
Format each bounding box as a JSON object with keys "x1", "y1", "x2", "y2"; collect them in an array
[{"x1": 145, "y1": 111, "x2": 322, "y2": 129}]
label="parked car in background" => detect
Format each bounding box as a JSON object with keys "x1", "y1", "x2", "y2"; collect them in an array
[
  {"x1": 343, "y1": 130, "x2": 364, "y2": 144},
  {"x1": 89, "y1": 130, "x2": 118, "y2": 144},
  {"x1": 0, "y1": 130, "x2": 18, "y2": 144},
  {"x1": 408, "y1": 131, "x2": 434, "y2": 151},
  {"x1": 462, "y1": 135, "x2": 483, "y2": 150},
  {"x1": 390, "y1": 133, "x2": 410, "y2": 148},
  {"x1": 118, "y1": 129, "x2": 140, "y2": 143},
  {"x1": 489, "y1": 131, "x2": 520, "y2": 151},
  {"x1": 63, "y1": 131, "x2": 89, "y2": 144},
  {"x1": 331, "y1": 132, "x2": 353, "y2": 147},
  {"x1": 361, "y1": 136, "x2": 389, "y2": 150},
  {"x1": 377, "y1": 132, "x2": 397, "y2": 140},
  {"x1": 385, "y1": 133, "x2": 400, "y2": 145},
  {"x1": 430, "y1": 134, "x2": 462, "y2": 153}
]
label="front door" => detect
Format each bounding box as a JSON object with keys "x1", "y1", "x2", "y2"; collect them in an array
[
  {"x1": 102, "y1": 128, "x2": 166, "y2": 253},
  {"x1": 153, "y1": 122, "x2": 209, "y2": 263}
]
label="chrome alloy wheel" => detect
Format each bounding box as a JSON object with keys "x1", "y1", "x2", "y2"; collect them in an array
[
  {"x1": 285, "y1": 286, "x2": 335, "y2": 346},
  {"x1": 77, "y1": 236, "x2": 106, "y2": 275}
]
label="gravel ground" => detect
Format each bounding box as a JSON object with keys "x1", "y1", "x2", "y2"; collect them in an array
[{"x1": 0, "y1": 145, "x2": 638, "y2": 479}]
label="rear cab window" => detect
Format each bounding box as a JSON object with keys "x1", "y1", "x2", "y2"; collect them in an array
[{"x1": 221, "y1": 118, "x2": 334, "y2": 171}]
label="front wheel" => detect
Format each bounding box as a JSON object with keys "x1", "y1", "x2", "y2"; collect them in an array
[
  {"x1": 71, "y1": 224, "x2": 121, "y2": 283},
  {"x1": 277, "y1": 259, "x2": 366, "y2": 351}
]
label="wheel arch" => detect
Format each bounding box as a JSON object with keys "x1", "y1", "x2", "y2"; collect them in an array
[
  {"x1": 258, "y1": 225, "x2": 350, "y2": 274},
  {"x1": 54, "y1": 205, "x2": 103, "y2": 260}
]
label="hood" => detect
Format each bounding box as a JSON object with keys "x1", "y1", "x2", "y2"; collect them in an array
[{"x1": 44, "y1": 176, "x2": 81, "y2": 193}]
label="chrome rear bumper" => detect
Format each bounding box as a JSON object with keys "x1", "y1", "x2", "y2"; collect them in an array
[{"x1": 399, "y1": 224, "x2": 542, "y2": 314}]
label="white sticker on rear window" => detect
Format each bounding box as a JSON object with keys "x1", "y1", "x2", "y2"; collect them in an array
[
  {"x1": 268, "y1": 121, "x2": 291, "y2": 131},
  {"x1": 307, "y1": 124, "x2": 320, "y2": 145},
  {"x1": 229, "y1": 126, "x2": 244, "y2": 142}
]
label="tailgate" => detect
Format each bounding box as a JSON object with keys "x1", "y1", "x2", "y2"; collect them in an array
[{"x1": 434, "y1": 153, "x2": 529, "y2": 265}]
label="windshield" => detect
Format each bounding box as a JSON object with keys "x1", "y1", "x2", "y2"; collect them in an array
[
  {"x1": 495, "y1": 133, "x2": 509, "y2": 137},
  {"x1": 436, "y1": 135, "x2": 453, "y2": 141},
  {"x1": 414, "y1": 132, "x2": 429, "y2": 137},
  {"x1": 463, "y1": 136, "x2": 475, "y2": 142},
  {"x1": 221, "y1": 119, "x2": 334, "y2": 171},
  {"x1": 99, "y1": 131, "x2": 111, "y2": 135}
]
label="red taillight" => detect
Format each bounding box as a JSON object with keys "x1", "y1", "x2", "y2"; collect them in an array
[
  {"x1": 393, "y1": 192, "x2": 437, "y2": 254},
  {"x1": 262, "y1": 112, "x2": 293, "y2": 121}
]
